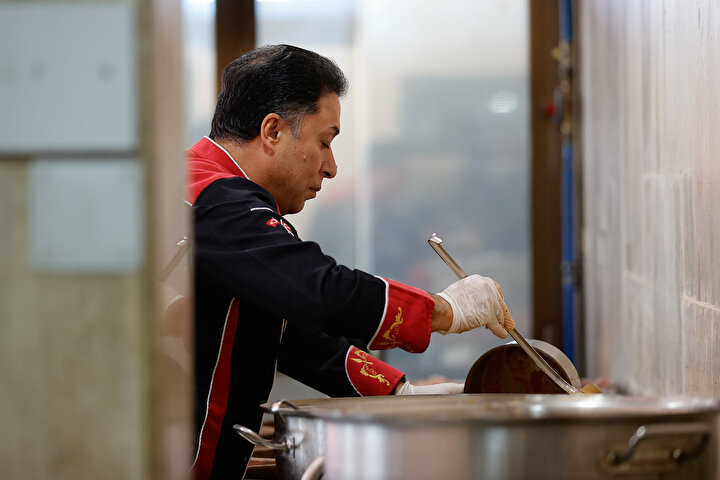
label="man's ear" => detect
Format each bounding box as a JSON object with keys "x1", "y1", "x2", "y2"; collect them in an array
[{"x1": 260, "y1": 113, "x2": 283, "y2": 154}]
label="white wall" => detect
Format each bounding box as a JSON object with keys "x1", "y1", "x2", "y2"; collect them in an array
[
  {"x1": 0, "y1": 1, "x2": 191, "y2": 478},
  {"x1": 580, "y1": 0, "x2": 720, "y2": 396}
]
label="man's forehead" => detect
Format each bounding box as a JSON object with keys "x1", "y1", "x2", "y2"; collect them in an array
[
  {"x1": 319, "y1": 93, "x2": 340, "y2": 117},
  {"x1": 308, "y1": 94, "x2": 341, "y2": 132}
]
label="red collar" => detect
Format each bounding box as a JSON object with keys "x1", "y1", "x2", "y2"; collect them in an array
[
  {"x1": 187, "y1": 136, "x2": 249, "y2": 205},
  {"x1": 186, "y1": 137, "x2": 282, "y2": 214}
]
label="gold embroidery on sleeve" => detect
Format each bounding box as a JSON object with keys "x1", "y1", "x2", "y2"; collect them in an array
[
  {"x1": 350, "y1": 349, "x2": 391, "y2": 386},
  {"x1": 373, "y1": 307, "x2": 404, "y2": 349}
]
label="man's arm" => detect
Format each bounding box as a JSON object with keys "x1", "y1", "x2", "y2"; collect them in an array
[
  {"x1": 430, "y1": 294, "x2": 452, "y2": 332},
  {"x1": 195, "y1": 178, "x2": 513, "y2": 353},
  {"x1": 278, "y1": 323, "x2": 404, "y2": 397},
  {"x1": 194, "y1": 178, "x2": 435, "y2": 352}
]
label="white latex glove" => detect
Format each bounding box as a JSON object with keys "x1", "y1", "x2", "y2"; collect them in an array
[
  {"x1": 395, "y1": 382, "x2": 464, "y2": 395},
  {"x1": 436, "y1": 274, "x2": 510, "y2": 338}
]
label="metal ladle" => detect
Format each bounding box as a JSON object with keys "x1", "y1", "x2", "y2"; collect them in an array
[{"x1": 428, "y1": 233, "x2": 584, "y2": 395}]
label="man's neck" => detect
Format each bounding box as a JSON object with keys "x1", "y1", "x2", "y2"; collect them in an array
[
  {"x1": 214, "y1": 137, "x2": 261, "y2": 182},
  {"x1": 213, "y1": 137, "x2": 282, "y2": 212}
]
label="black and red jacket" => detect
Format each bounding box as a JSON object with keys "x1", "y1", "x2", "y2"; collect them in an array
[{"x1": 187, "y1": 136, "x2": 434, "y2": 479}]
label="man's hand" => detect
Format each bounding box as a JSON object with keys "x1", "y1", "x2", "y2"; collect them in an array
[
  {"x1": 394, "y1": 381, "x2": 464, "y2": 395},
  {"x1": 434, "y1": 274, "x2": 514, "y2": 338}
]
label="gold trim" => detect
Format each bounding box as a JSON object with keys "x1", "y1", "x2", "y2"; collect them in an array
[
  {"x1": 374, "y1": 307, "x2": 404, "y2": 349},
  {"x1": 350, "y1": 349, "x2": 390, "y2": 386}
]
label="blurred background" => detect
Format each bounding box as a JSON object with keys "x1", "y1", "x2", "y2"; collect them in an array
[
  {"x1": 181, "y1": 0, "x2": 531, "y2": 398},
  {"x1": 1, "y1": 0, "x2": 718, "y2": 478},
  {"x1": 253, "y1": 0, "x2": 531, "y2": 391}
]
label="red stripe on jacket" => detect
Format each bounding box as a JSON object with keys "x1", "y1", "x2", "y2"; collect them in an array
[{"x1": 192, "y1": 300, "x2": 239, "y2": 480}]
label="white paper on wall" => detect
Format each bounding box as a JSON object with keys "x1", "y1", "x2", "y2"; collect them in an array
[
  {"x1": 30, "y1": 158, "x2": 144, "y2": 273},
  {"x1": 0, "y1": 3, "x2": 137, "y2": 153}
]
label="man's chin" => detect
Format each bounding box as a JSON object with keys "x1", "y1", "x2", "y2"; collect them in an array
[{"x1": 286, "y1": 202, "x2": 305, "y2": 215}]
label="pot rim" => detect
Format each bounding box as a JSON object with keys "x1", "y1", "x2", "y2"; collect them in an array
[{"x1": 265, "y1": 394, "x2": 720, "y2": 425}]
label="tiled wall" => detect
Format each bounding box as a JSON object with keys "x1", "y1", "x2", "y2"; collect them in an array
[
  {"x1": 580, "y1": 0, "x2": 719, "y2": 396},
  {"x1": 0, "y1": 1, "x2": 191, "y2": 478}
]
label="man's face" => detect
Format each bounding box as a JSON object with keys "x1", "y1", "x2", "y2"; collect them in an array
[{"x1": 272, "y1": 93, "x2": 341, "y2": 215}]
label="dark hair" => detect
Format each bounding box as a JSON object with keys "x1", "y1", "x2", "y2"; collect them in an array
[{"x1": 210, "y1": 44, "x2": 348, "y2": 142}]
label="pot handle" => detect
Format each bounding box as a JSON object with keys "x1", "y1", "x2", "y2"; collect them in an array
[
  {"x1": 232, "y1": 424, "x2": 294, "y2": 451},
  {"x1": 605, "y1": 422, "x2": 710, "y2": 466},
  {"x1": 271, "y1": 399, "x2": 301, "y2": 412},
  {"x1": 300, "y1": 456, "x2": 325, "y2": 480}
]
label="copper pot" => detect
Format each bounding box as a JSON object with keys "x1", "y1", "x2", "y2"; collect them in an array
[{"x1": 464, "y1": 339, "x2": 582, "y2": 394}]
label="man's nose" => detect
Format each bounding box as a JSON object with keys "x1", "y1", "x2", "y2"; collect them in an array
[{"x1": 322, "y1": 151, "x2": 337, "y2": 179}]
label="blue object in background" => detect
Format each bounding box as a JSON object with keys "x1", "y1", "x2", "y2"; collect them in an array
[
  {"x1": 559, "y1": 0, "x2": 578, "y2": 364},
  {"x1": 560, "y1": 142, "x2": 575, "y2": 362}
]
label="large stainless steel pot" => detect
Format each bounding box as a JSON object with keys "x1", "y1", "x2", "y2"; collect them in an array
[
  {"x1": 307, "y1": 394, "x2": 720, "y2": 480},
  {"x1": 234, "y1": 396, "x2": 413, "y2": 479},
  {"x1": 234, "y1": 399, "x2": 322, "y2": 480}
]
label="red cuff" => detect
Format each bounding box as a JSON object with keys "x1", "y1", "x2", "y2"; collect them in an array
[
  {"x1": 345, "y1": 347, "x2": 405, "y2": 396},
  {"x1": 368, "y1": 278, "x2": 433, "y2": 353}
]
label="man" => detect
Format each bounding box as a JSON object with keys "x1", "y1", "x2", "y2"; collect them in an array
[{"x1": 187, "y1": 44, "x2": 514, "y2": 479}]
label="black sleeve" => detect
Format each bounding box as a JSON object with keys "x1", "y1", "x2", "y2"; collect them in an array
[
  {"x1": 193, "y1": 177, "x2": 386, "y2": 343},
  {"x1": 277, "y1": 323, "x2": 363, "y2": 398},
  {"x1": 277, "y1": 322, "x2": 406, "y2": 397}
]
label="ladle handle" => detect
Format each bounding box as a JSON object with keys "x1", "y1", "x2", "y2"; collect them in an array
[
  {"x1": 427, "y1": 233, "x2": 580, "y2": 395},
  {"x1": 506, "y1": 329, "x2": 579, "y2": 394}
]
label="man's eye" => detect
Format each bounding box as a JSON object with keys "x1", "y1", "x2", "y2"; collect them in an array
[{"x1": 321, "y1": 142, "x2": 330, "y2": 149}]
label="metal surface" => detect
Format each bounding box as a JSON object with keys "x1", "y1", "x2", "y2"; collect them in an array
[
  {"x1": 508, "y1": 328, "x2": 579, "y2": 394},
  {"x1": 307, "y1": 394, "x2": 720, "y2": 480},
  {"x1": 307, "y1": 394, "x2": 720, "y2": 423},
  {"x1": 251, "y1": 394, "x2": 720, "y2": 479},
  {"x1": 428, "y1": 233, "x2": 581, "y2": 394},
  {"x1": 272, "y1": 399, "x2": 301, "y2": 412},
  {"x1": 464, "y1": 339, "x2": 581, "y2": 394},
  {"x1": 427, "y1": 233, "x2": 468, "y2": 278},
  {"x1": 605, "y1": 422, "x2": 711, "y2": 466},
  {"x1": 158, "y1": 236, "x2": 189, "y2": 281},
  {"x1": 241, "y1": 399, "x2": 338, "y2": 480},
  {"x1": 299, "y1": 456, "x2": 325, "y2": 480},
  {"x1": 233, "y1": 424, "x2": 292, "y2": 451}
]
